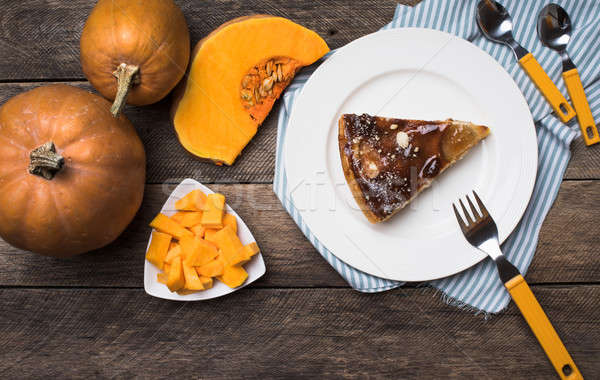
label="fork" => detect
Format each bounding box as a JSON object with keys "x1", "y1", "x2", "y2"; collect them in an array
[{"x1": 453, "y1": 191, "x2": 582, "y2": 380}]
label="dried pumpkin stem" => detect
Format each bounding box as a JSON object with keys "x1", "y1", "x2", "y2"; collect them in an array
[
  {"x1": 29, "y1": 141, "x2": 64, "y2": 180},
  {"x1": 110, "y1": 63, "x2": 140, "y2": 118}
]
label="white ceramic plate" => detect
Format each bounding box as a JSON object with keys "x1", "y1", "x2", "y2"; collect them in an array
[
  {"x1": 284, "y1": 28, "x2": 537, "y2": 282},
  {"x1": 144, "y1": 178, "x2": 266, "y2": 301}
]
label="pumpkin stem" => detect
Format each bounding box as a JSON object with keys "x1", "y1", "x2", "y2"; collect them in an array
[
  {"x1": 110, "y1": 63, "x2": 140, "y2": 118},
  {"x1": 29, "y1": 142, "x2": 64, "y2": 180}
]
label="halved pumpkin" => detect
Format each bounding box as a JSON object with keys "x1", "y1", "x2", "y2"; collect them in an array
[{"x1": 172, "y1": 15, "x2": 329, "y2": 165}]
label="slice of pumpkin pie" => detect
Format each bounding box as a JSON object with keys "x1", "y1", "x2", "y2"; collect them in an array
[{"x1": 338, "y1": 113, "x2": 490, "y2": 223}]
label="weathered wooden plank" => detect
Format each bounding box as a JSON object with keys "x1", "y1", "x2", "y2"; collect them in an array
[
  {"x1": 1, "y1": 81, "x2": 598, "y2": 183},
  {"x1": 0, "y1": 285, "x2": 597, "y2": 379},
  {"x1": 0, "y1": 181, "x2": 597, "y2": 287},
  {"x1": 0, "y1": 0, "x2": 399, "y2": 81}
]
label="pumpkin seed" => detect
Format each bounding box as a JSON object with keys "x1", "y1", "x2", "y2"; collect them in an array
[
  {"x1": 266, "y1": 60, "x2": 273, "y2": 76},
  {"x1": 259, "y1": 85, "x2": 267, "y2": 98},
  {"x1": 240, "y1": 89, "x2": 253, "y2": 101},
  {"x1": 254, "y1": 87, "x2": 261, "y2": 102},
  {"x1": 277, "y1": 64, "x2": 283, "y2": 82},
  {"x1": 262, "y1": 77, "x2": 274, "y2": 92},
  {"x1": 242, "y1": 75, "x2": 252, "y2": 88}
]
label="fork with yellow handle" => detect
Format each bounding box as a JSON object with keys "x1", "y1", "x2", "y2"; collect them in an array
[{"x1": 453, "y1": 191, "x2": 583, "y2": 380}]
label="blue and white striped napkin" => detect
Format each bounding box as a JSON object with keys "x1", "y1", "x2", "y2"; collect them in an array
[{"x1": 273, "y1": 0, "x2": 600, "y2": 313}]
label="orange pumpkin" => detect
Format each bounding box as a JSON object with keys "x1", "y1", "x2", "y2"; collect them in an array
[
  {"x1": 80, "y1": 0, "x2": 190, "y2": 117},
  {"x1": 172, "y1": 15, "x2": 329, "y2": 165},
  {"x1": 0, "y1": 85, "x2": 146, "y2": 257}
]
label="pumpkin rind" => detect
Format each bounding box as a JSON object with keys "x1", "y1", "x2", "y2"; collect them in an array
[
  {"x1": 172, "y1": 15, "x2": 329, "y2": 165},
  {"x1": 80, "y1": 0, "x2": 190, "y2": 115},
  {"x1": 0, "y1": 85, "x2": 146, "y2": 257}
]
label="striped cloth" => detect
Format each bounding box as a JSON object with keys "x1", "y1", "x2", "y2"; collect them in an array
[{"x1": 273, "y1": 0, "x2": 600, "y2": 313}]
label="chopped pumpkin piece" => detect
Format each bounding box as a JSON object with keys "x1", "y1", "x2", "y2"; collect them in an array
[
  {"x1": 196, "y1": 259, "x2": 224, "y2": 277},
  {"x1": 190, "y1": 224, "x2": 206, "y2": 237},
  {"x1": 164, "y1": 244, "x2": 182, "y2": 264},
  {"x1": 183, "y1": 261, "x2": 205, "y2": 290},
  {"x1": 167, "y1": 256, "x2": 185, "y2": 292},
  {"x1": 199, "y1": 276, "x2": 214, "y2": 289},
  {"x1": 201, "y1": 193, "x2": 225, "y2": 229},
  {"x1": 150, "y1": 213, "x2": 193, "y2": 240},
  {"x1": 164, "y1": 263, "x2": 171, "y2": 274},
  {"x1": 228, "y1": 242, "x2": 260, "y2": 266},
  {"x1": 170, "y1": 211, "x2": 188, "y2": 224},
  {"x1": 204, "y1": 228, "x2": 219, "y2": 243},
  {"x1": 213, "y1": 225, "x2": 243, "y2": 265},
  {"x1": 218, "y1": 265, "x2": 248, "y2": 288},
  {"x1": 241, "y1": 242, "x2": 260, "y2": 257},
  {"x1": 175, "y1": 189, "x2": 207, "y2": 211},
  {"x1": 223, "y1": 213, "x2": 238, "y2": 234},
  {"x1": 146, "y1": 231, "x2": 172, "y2": 270},
  {"x1": 179, "y1": 236, "x2": 219, "y2": 267},
  {"x1": 179, "y1": 211, "x2": 204, "y2": 227},
  {"x1": 157, "y1": 272, "x2": 169, "y2": 284}
]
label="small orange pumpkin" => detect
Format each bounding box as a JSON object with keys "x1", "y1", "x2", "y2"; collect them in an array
[
  {"x1": 80, "y1": 0, "x2": 190, "y2": 117},
  {"x1": 0, "y1": 85, "x2": 146, "y2": 257}
]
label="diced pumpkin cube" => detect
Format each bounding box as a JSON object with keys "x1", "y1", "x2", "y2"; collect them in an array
[
  {"x1": 170, "y1": 211, "x2": 187, "y2": 224},
  {"x1": 179, "y1": 211, "x2": 204, "y2": 227},
  {"x1": 204, "y1": 239, "x2": 218, "y2": 250},
  {"x1": 150, "y1": 213, "x2": 193, "y2": 240},
  {"x1": 227, "y1": 242, "x2": 260, "y2": 266},
  {"x1": 223, "y1": 213, "x2": 237, "y2": 234},
  {"x1": 180, "y1": 236, "x2": 219, "y2": 267},
  {"x1": 164, "y1": 263, "x2": 171, "y2": 274},
  {"x1": 190, "y1": 224, "x2": 206, "y2": 237},
  {"x1": 182, "y1": 261, "x2": 205, "y2": 290},
  {"x1": 201, "y1": 193, "x2": 225, "y2": 229},
  {"x1": 241, "y1": 242, "x2": 260, "y2": 257},
  {"x1": 213, "y1": 225, "x2": 243, "y2": 265},
  {"x1": 164, "y1": 244, "x2": 182, "y2": 264},
  {"x1": 166, "y1": 256, "x2": 185, "y2": 292},
  {"x1": 175, "y1": 189, "x2": 207, "y2": 211},
  {"x1": 157, "y1": 272, "x2": 169, "y2": 284},
  {"x1": 199, "y1": 276, "x2": 213, "y2": 289},
  {"x1": 196, "y1": 259, "x2": 224, "y2": 277},
  {"x1": 218, "y1": 265, "x2": 248, "y2": 288},
  {"x1": 169, "y1": 241, "x2": 178, "y2": 250},
  {"x1": 145, "y1": 231, "x2": 172, "y2": 270},
  {"x1": 204, "y1": 228, "x2": 219, "y2": 243}
]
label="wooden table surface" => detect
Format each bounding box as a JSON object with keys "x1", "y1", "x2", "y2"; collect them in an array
[{"x1": 1, "y1": 1, "x2": 598, "y2": 378}]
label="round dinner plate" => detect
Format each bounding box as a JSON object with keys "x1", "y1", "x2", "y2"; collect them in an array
[{"x1": 283, "y1": 28, "x2": 537, "y2": 282}]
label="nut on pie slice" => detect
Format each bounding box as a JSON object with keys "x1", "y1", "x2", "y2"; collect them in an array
[{"x1": 338, "y1": 114, "x2": 490, "y2": 223}]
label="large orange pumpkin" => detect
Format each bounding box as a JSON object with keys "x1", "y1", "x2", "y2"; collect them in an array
[
  {"x1": 80, "y1": 0, "x2": 190, "y2": 117},
  {"x1": 0, "y1": 85, "x2": 146, "y2": 257}
]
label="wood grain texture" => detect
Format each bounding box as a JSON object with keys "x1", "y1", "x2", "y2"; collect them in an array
[
  {"x1": 0, "y1": 0, "x2": 398, "y2": 81},
  {"x1": 0, "y1": 286, "x2": 597, "y2": 379},
  {"x1": 1, "y1": 82, "x2": 598, "y2": 183},
  {"x1": 0, "y1": 181, "x2": 597, "y2": 287}
]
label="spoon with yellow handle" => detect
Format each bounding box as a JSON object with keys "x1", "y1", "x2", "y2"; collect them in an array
[
  {"x1": 538, "y1": 4, "x2": 599, "y2": 146},
  {"x1": 476, "y1": 0, "x2": 576, "y2": 124}
]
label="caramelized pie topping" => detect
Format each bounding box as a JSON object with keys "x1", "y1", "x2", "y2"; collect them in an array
[{"x1": 339, "y1": 113, "x2": 488, "y2": 222}]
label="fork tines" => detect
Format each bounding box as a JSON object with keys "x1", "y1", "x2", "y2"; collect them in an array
[{"x1": 452, "y1": 190, "x2": 489, "y2": 230}]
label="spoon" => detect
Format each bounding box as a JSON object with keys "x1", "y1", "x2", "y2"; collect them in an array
[
  {"x1": 476, "y1": 0, "x2": 575, "y2": 123},
  {"x1": 538, "y1": 3, "x2": 599, "y2": 146}
]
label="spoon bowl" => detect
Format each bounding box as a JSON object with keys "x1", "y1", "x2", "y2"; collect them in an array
[
  {"x1": 476, "y1": 0, "x2": 515, "y2": 43},
  {"x1": 476, "y1": 0, "x2": 527, "y2": 59},
  {"x1": 537, "y1": 4, "x2": 572, "y2": 52}
]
